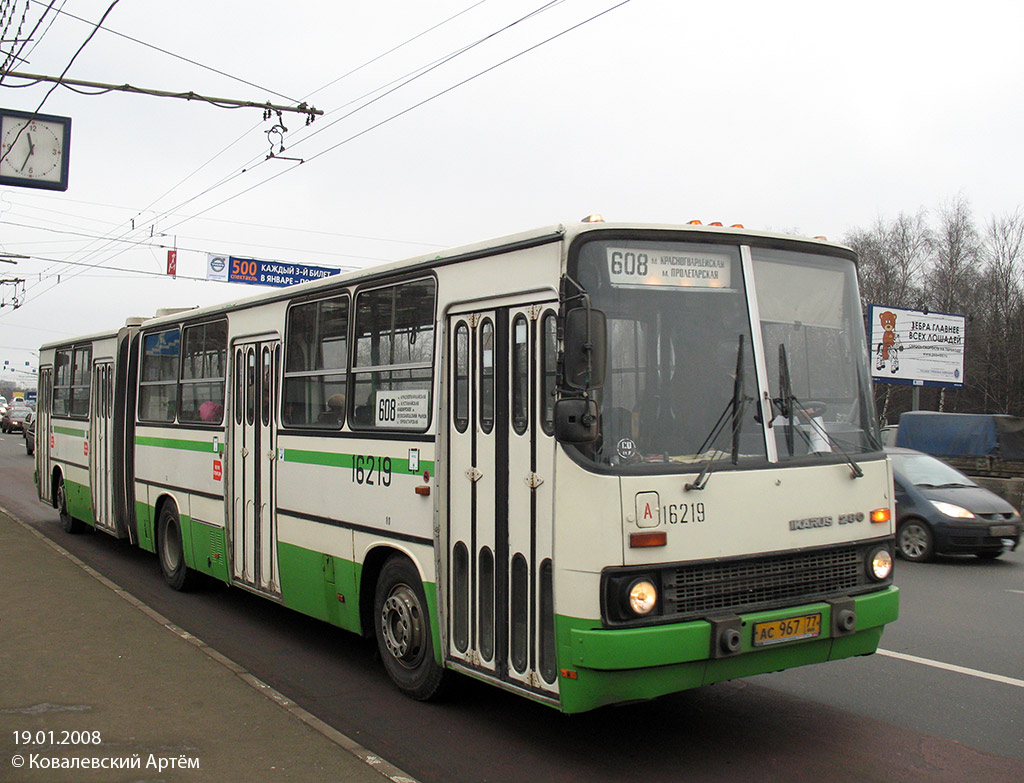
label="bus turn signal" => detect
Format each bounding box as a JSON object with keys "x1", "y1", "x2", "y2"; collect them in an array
[{"x1": 630, "y1": 531, "x2": 667, "y2": 548}]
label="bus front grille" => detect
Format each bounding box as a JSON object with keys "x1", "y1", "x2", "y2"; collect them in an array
[{"x1": 664, "y1": 545, "x2": 862, "y2": 619}]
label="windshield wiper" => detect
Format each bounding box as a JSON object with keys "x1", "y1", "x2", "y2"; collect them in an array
[
  {"x1": 776, "y1": 343, "x2": 795, "y2": 456},
  {"x1": 775, "y1": 344, "x2": 863, "y2": 479},
  {"x1": 686, "y1": 335, "x2": 749, "y2": 491}
]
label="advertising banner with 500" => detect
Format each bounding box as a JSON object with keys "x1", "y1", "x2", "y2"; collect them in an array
[{"x1": 207, "y1": 253, "x2": 340, "y2": 287}]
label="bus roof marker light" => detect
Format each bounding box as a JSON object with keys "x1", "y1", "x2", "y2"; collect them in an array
[
  {"x1": 580, "y1": 214, "x2": 605, "y2": 223},
  {"x1": 688, "y1": 220, "x2": 703, "y2": 225}
]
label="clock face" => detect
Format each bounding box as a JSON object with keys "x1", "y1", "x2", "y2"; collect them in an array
[{"x1": 0, "y1": 115, "x2": 67, "y2": 183}]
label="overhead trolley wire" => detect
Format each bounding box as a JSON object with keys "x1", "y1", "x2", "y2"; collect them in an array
[
  {"x1": 128, "y1": 0, "x2": 497, "y2": 232},
  {"x1": 161, "y1": 0, "x2": 634, "y2": 235},
  {"x1": 7, "y1": 1, "x2": 497, "y2": 299},
  {"x1": 0, "y1": 0, "x2": 55, "y2": 82},
  {"x1": 148, "y1": 0, "x2": 577, "y2": 234},
  {"x1": 23, "y1": 0, "x2": 302, "y2": 104},
  {"x1": 4, "y1": 0, "x2": 634, "y2": 310}
]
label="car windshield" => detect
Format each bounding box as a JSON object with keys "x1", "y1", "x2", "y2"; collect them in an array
[{"x1": 890, "y1": 452, "x2": 976, "y2": 487}]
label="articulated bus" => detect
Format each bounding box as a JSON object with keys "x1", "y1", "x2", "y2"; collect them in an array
[{"x1": 37, "y1": 220, "x2": 899, "y2": 713}]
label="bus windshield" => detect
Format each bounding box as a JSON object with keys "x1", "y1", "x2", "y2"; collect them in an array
[{"x1": 570, "y1": 236, "x2": 880, "y2": 471}]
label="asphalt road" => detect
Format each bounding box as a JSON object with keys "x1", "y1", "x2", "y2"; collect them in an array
[{"x1": 3, "y1": 432, "x2": 1022, "y2": 783}]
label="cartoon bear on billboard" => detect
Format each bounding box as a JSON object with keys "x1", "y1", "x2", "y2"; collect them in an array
[{"x1": 875, "y1": 311, "x2": 902, "y2": 373}]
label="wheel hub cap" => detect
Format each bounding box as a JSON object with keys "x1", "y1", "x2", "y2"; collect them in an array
[{"x1": 380, "y1": 585, "x2": 424, "y2": 667}]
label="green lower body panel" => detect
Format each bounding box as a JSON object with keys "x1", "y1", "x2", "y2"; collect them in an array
[
  {"x1": 64, "y1": 478, "x2": 94, "y2": 528},
  {"x1": 188, "y1": 520, "x2": 229, "y2": 583},
  {"x1": 275, "y1": 543, "x2": 443, "y2": 666},
  {"x1": 134, "y1": 500, "x2": 156, "y2": 552},
  {"x1": 556, "y1": 586, "x2": 899, "y2": 713},
  {"x1": 278, "y1": 542, "x2": 361, "y2": 631}
]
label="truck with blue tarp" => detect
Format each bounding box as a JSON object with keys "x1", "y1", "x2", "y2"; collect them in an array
[{"x1": 895, "y1": 411, "x2": 1024, "y2": 509}]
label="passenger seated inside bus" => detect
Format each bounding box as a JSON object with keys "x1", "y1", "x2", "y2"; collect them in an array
[
  {"x1": 199, "y1": 401, "x2": 224, "y2": 422},
  {"x1": 317, "y1": 394, "x2": 345, "y2": 424}
]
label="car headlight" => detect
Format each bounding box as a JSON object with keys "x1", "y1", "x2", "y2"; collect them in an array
[
  {"x1": 931, "y1": 501, "x2": 975, "y2": 519},
  {"x1": 867, "y1": 547, "x2": 893, "y2": 581},
  {"x1": 627, "y1": 578, "x2": 658, "y2": 616}
]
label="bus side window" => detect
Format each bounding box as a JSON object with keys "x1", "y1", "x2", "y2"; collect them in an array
[
  {"x1": 179, "y1": 320, "x2": 227, "y2": 425},
  {"x1": 540, "y1": 312, "x2": 557, "y2": 435},
  {"x1": 139, "y1": 329, "x2": 179, "y2": 423},
  {"x1": 480, "y1": 319, "x2": 494, "y2": 434},
  {"x1": 511, "y1": 315, "x2": 529, "y2": 436},
  {"x1": 453, "y1": 322, "x2": 469, "y2": 433},
  {"x1": 283, "y1": 295, "x2": 348, "y2": 428},
  {"x1": 351, "y1": 278, "x2": 436, "y2": 431}
]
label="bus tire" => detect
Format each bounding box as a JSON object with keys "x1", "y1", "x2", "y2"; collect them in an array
[
  {"x1": 373, "y1": 555, "x2": 447, "y2": 701},
  {"x1": 157, "y1": 504, "x2": 198, "y2": 591},
  {"x1": 56, "y1": 475, "x2": 85, "y2": 534}
]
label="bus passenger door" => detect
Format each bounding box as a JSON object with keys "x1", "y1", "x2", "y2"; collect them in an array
[
  {"x1": 89, "y1": 361, "x2": 116, "y2": 533},
  {"x1": 37, "y1": 367, "x2": 53, "y2": 504},
  {"x1": 446, "y1": 302, "x2": 559, "y2": 697},
  {"x1": 229, "y1": 338, "x2": 281, "y2": 597}
]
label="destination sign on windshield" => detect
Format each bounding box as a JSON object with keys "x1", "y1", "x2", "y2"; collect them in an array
[{"x1": 606, "y1": 247, "x2": 732, "y2": 289}]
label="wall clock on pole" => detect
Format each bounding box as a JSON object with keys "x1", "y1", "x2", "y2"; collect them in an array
[{"x1": 0, "y1": 109, "x2": 72, "y2": 191}]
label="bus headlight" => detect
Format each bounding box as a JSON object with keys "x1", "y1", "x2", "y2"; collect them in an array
[
  {"x1": 867, "y1": 547, "x2": 893, "y2": 581},
  {"x1": 627, "y1": 578, "x2": 658, "y2": 616}
]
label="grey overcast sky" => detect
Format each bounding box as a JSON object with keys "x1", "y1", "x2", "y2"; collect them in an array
[{"x1": 1, "y1": 0, "x2": 1022, "y2": 380}]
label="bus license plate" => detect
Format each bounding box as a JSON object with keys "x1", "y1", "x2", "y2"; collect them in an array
[{"x1": 752, "y1": 613, "x2": 822, "y2": 647}]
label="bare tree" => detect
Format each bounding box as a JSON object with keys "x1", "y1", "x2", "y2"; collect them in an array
[
  {"x1": 974, "y1": 210, "x2": 1024, "y2": 413},
  {"x1": 927, "y1": 195, "x2": 983, "y2": 314},
  {"x1": 926, "y1": 197, "x2": 984, "y2": 411}
]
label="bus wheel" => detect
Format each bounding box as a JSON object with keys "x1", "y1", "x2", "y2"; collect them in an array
[
  {"x1": 56, "y1": 475, "x2": 85, "y2": 534},
  {"x1": 157, "y1": 505, "x2": 197, "y2": 591},
  {"x1": 373, "y1": 556, "x2": 446, "y2": 700}
]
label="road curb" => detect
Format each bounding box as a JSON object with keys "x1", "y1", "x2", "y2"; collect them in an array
[{"x1": 1, "y1": 505, "x2": 420, "y2": 783}]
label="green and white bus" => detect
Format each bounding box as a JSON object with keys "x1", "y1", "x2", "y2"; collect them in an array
[{"x1": 37, "y1": 220, "x2": 899, "y2": 713}]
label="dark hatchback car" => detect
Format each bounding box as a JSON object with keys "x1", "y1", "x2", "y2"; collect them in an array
[{"x1": 887, "y1": 447, "x2": 1022, "y2": 561}]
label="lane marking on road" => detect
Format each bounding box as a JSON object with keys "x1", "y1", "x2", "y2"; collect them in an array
[
  {"x1": 877, "y1": 649, "x2": 1024, "y2": 689},
  {"x1": 1007, "y1": 589, "x2": 1024, "y2": 595}
]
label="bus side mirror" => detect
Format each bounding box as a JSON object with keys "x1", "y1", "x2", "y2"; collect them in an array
[
  {"x1": 563, "y1": 307, "x2": 606, "y2": 390},
  {"x1": 554, "y1": 398, "x2": 599, "y2": 443}
]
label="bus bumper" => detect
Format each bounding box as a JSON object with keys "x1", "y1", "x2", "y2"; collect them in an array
[{"x1": 557, "y1": 586, "x2": 899, "y2": 713}]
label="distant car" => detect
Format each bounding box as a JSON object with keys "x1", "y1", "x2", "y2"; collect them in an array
[
  {"x1": 887, "y1": 446, "x2": 1022, "y2": 561},
  {"x1": 2, "y1": 403, "x2": 31, "y2": 433},
  {"x1": 23, "y1": 410, "x2": 34, "y2": 455}
]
